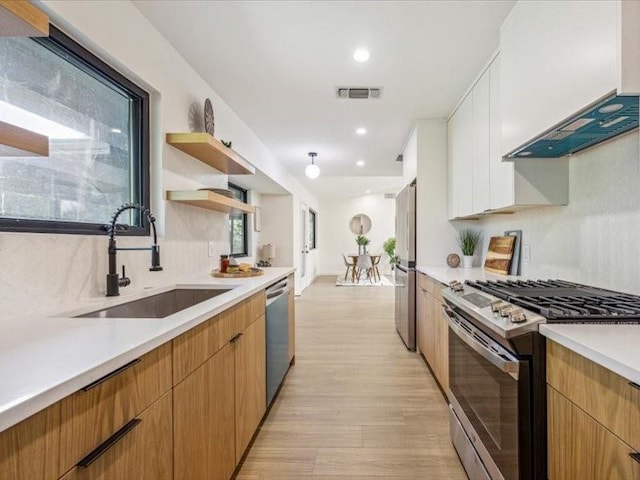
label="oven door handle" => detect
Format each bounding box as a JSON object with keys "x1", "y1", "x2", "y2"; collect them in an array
[{"x1": 443, "y1": 306, "x2": 520, "y2": 380}]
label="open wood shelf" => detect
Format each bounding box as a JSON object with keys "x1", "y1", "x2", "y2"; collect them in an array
[
  {"x1": 0, "y1": 120, "x2": 49, "y2": 157},
  {"x1": 166, "y1": 132, "x2": 255, "y2": 175},
  {"x1": 166, "y1": 190, "x2": 255, "y2": 214},
  {"x1": 0, "y1": 0, "x2": 49, "y2": 37}
]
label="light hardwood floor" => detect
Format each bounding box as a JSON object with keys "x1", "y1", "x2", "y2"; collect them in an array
[{"x1": 236, "y1": 275, "x2": 467, "y2": 479}]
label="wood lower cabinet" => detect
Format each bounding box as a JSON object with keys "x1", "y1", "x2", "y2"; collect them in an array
[
  {"x1": 174, "y1": 296, "x2": 268, "y2": 479},
  {"x1": 416, "y1": 273, "x2": 448, "y2": 394},
  {"x1": 59, "y1": 392, "x2": 173, "y2": 480},
  {"x1": 548, "y1": 387, "x2": 640, "y2": 480},
  {"x1": 0, "y1": 403, "x2": 60, "y2": 480},
  {"x1": 58, "y1": 344, "x2": 172, "y2": 476},
  {"x1": 547, "y1": 340, "x2": 640, "y2": 479},
  {"x1": 174, "y1": 343, "x2": 236, "y2": 480},
  {"x1": 235, "y1": 314, "x2": 266, "y2": 461}
]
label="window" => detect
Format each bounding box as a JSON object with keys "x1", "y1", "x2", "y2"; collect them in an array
[
  {"x1": 228, "y1": 183, "x2": 248, "y2": 257},
  {"x1": 0, "y1": 25, "x2": 149, "y2": 235},
  {"x1": 308, "y1": 209, "x2": 317, "y2": 250}
]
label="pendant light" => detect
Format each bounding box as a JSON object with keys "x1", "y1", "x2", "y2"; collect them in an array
[{"x1": 305, "y1": 152, "x2": 320, "y2": 179}]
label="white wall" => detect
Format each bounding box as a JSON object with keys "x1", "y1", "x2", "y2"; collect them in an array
[
  {"x1": 478, "y1": 131, "x2": 640, "y2": 294},
  {"x1": 0, "y1": 0, "x2": 316, "y2": 319},
  {"x1": 318, "y1": 193, "x2": 396, "y2": 275},
  {"x1": 259, "y1": 194, "x2": 294, "y2": 268}
]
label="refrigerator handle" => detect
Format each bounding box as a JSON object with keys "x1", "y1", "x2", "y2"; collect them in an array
[{"x1": 406, "y1": 211, "x2": 409, "y2": 253}]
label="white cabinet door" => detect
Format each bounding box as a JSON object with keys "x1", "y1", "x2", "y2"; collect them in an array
[
  {"x1": 472, "y1": 68, "x2": 490, "y2": 214},
  {"x1": 447, "y1": 94, "x2": 473, "y2": 219},
  {"x1": 500, "y1": 0, "x2": 617, "y2": 156},
  {"x1": 488, "y1": 56, "x2": 514, "y2": 210}
]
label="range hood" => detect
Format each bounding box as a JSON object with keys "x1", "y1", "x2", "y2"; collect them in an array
[{"x1": 506, "y1": 93, "x2": 639, "y2": 159}]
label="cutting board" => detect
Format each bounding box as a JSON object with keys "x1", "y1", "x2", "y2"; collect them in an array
[
  {"x1": 212, "y1": 268, "x2": 264, "y2": 278},
  {"x1": 484, "y1": 236, "x2": 516, "y2": 275}
]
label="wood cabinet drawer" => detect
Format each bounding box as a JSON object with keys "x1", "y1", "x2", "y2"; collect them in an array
[
  {"x1": 58, "y1": 343, "x2": 172, "y2": 476},
  {"x1": 0, "y1": 403, "x2": 60, "y2": 480},
  {"x1": 59, "y1": 392, "x2": 173, "y2": 480},
  {"x1": 547, "y1": 340, "x2": 640, "y2": 451},
  {"x1": 173, "y1": 292, "x2": 265, "y2": 385},
  {"x1": 432, "y1": 279, "x2": 444, "y2": 304},
  {"x1": 548, "y1": 387, "x2": 640, "y2": 480},
  {"x1": 417, "y1": 273, "x2": 431, "y2": 297}
]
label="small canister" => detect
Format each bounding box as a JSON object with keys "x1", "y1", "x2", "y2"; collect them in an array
[{"x1": 220, "y1": 254, "x2": 230, "y2": 273}]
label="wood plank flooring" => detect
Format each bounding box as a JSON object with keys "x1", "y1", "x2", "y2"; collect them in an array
[{"x1": 236, "y1": 275, "x2": 466, "y2": 479}]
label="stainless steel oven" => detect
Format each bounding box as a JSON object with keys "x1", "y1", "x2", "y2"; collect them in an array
[{"x1": 444, "y1": 305, "x2": 533, "y2": 480}]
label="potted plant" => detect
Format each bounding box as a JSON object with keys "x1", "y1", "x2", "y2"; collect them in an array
[
  {"x1": 383, "y1": 237, "x2": 397, "y2": 269},
  {"x1": 356, "y1": 235, "x2": 371, "y2": 255},
  {"x1": 456, "y1": 228, "x2": 483, "y2": 268}
]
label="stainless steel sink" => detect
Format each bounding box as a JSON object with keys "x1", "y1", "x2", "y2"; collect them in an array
[{"x1": 75, "y1": 288, "x2": 233, "y2": 318}]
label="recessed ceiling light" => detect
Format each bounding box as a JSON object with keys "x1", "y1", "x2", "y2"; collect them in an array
[
  {"x1": 365, "y1": 190, "x2": 371, "y2": 194},
  {"x1": 353, "y1": 48, "x2": 370, "y2": 63},
  {"x1": 356, "y1": 160, "x2": 365, "y2": 167},
  {"x1": 111, "y1": 128, "x2": 122, "y2": 133},
  {"x1": 356, "y1": 127, "x2": 367, "y2": 135}
]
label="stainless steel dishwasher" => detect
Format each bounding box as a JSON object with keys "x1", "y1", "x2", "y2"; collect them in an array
[{"x1": 265, "y1": 277, "x2": 290, "y2": 406}]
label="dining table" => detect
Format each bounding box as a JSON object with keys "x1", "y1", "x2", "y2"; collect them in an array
[{"x1": 348, "y1": 253, "x2": 381, "y2": 282}]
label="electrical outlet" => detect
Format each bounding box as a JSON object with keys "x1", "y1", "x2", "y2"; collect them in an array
[
  {"x1": 522, "y1": 244, "x2": 531, "y2": 263},
  {"x1": 208, "y1": 241, "x2": 215, "y2": 257}
]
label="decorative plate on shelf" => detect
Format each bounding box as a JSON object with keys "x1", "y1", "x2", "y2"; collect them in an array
[{"x1": 204, "y1": 98, "x2": 215, "y2": 136}]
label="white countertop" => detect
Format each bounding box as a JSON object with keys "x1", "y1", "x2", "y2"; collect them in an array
[
  {"x1": 0, "y1": 267, "x2": 294, "y2": 433},
  {"x1": 540, "y1": 324, "x2": 640, "y2": 385},
  {"x1": 416, "y1": 265, "x2": 521, "y2": 285}
]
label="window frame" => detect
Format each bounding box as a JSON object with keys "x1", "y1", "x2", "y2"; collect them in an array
[
  {"x1": 309, "y1": 208, "x2": 317, "y2": 250},
  {"x1": 228, "y1": 182, "x2": 248, "y2": 258},
  {"x1": 0, "y1": 24, "x2": 150, "y2": 236}
]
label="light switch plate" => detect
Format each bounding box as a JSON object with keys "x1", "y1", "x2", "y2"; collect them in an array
[
  {"x1": 208, "y1": 241, "x2": 215, "y2": 257},
  {"x1": 522, "y1": 244, "x2": 531, "y2": 263}
]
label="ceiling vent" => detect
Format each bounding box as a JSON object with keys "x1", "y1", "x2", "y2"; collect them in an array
[
  {"x1": 336, "y1": 87, "x2": 383, "y2": 99},
  {"x1": 384, "y1": 193, "x2": 395, "y2": 199}
]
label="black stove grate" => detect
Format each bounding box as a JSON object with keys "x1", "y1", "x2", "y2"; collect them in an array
[{"x1": 465, "y1": 279, "x2": 640, "y2": 323}]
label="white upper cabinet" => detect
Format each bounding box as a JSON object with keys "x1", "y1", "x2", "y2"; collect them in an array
[
  {"x1": 472, "y1": 68, "x2": 491, "y2": 214},
  {"x1": 448, "y1": 54, "x2": 569, "y2": 220},
  {"x1": 488, "y1": 56, "x2": 514, "y2": 211},
  {"x1": 447, "y1": 93, "x2": 473, "y2": 219},
  {"x1": 500, "y1": 0, "x2": 640, "y2": 156}
]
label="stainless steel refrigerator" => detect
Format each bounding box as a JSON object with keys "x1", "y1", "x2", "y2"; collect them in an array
[{"x1": 394, "y1": 180, "x2": 416, "y2": 350}]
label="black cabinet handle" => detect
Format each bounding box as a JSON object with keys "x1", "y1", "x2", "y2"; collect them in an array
[
  {"x1": 77, "y1": 418, "x2": 141, "y2": 468},
  {"x1": 629, "y1": 381, "x2": 640, "y2": 391},
  {"x1": 82, "y1": 358, "x2": 141, "y2": 392},
  {"x1": 630, "y1": 452, "x2": 640, "y2": 464},
  {"x1": 229, "y1": 332, "x2": 243, "y2": 344}
]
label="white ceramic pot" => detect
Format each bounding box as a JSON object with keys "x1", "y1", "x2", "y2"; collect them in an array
[{"x1": 462, "y1": 255, "x2": 474, "y2": 268}]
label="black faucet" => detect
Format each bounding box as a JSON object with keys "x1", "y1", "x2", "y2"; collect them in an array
[{"x1": 106, "y1": 203, "x2": 162, "y2": 297}]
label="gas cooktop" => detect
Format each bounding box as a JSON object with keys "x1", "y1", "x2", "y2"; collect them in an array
[{"x1": 466, "y1": 279, "x2": 640, "y2": 323}]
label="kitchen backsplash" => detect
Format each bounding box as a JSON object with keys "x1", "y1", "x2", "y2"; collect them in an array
[
  {"x1": 0, "y1": 201, "x2": 230, "y2": 320},
  {"x1": 479, "y1": 130, "x2": 640, "y2": 294}
]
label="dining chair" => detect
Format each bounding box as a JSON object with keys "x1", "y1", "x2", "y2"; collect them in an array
[
  {"x1": 342, "y1": 253, "x2": 356, "y2": 281},
  {"x1": 356, "y1": 254, "x2": 373, "y2": 283},
  {"x1": 370, "y1": 254, "x2": 381, "y2": 282}
]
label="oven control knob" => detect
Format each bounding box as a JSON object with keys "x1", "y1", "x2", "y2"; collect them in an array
[
  {"x1": 448, "y1": 281, "x2": 464, "y2": 293},
  {"x1": 509, "y1": 309, "x2": 527, "y2": 323},
  {"x1": 499, "y1": 305, "x2": 513, "y2": 317},
  {"x1": 490, "y1": 300, "x2": 503, "y2": 312}
]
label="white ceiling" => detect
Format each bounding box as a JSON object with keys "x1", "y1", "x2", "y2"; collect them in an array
[{"x1": 135, "y1": 0, "x2": 514, "y2": 185}]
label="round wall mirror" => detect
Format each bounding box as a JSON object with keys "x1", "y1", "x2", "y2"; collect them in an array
[{"x1": 349, "y1": 214, "x2": 372, "y2": 235}]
